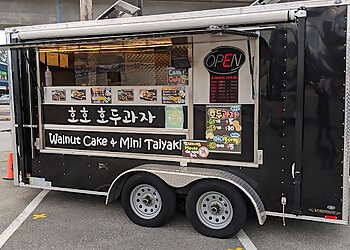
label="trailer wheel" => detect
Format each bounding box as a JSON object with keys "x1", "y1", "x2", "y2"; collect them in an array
[
  {"x1": 186, "y1": 180, "x2": 247, "y2": 238},
  {"x1": 121, "y1": 172, "x2": 176, "y2": 227}
]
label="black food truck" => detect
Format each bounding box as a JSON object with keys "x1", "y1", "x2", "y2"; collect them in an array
[{"x1": 5, "y1": 0, "x2": 350, "y2": 238}]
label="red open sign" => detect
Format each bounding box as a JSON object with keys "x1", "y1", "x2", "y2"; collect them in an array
[{"x1": 204, "y1": 46, "x2": 245, "y2": 75}]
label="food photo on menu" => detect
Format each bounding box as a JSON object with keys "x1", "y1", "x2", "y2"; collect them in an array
[
  {"x1": 71, "y1": 89, "x2": 87, "y2": 101},
  {"x1": 139, "y1": 89, "x2": 157, "y2": 101},
  {"x1": 51, "y1": 89, "x2": 66, "y2": 101},
  {"x1": 118, "y1": 89, "x2": 134, "y2": 102}
]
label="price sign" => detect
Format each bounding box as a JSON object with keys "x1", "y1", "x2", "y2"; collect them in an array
[{"x1": 205, "y1": 105, "x2": 242, "y2": 154}]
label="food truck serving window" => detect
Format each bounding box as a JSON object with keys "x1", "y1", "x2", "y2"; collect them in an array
[
  {"x1": 40, "y1": 38, "x2": 191, "y2": 157},
  {"x1": 40, "y1": 38, "x2": 190, "y2": 105}
]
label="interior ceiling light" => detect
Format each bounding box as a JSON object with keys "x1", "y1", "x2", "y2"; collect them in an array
[{"x1": 39, "y1": 38, "x2": 173, "y2": 53}]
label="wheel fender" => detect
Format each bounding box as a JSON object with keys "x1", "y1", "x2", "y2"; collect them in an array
[{"x1": 106, "y1": 164, "x2": 266, "y2": 225}]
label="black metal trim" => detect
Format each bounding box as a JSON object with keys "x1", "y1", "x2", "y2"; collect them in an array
[
  {"x1": 247, "y1": 39, "x2": 255, "y2": 100},
  {"x1": 137, "y1": 0, "x2": 143, "y2": 16},
  {"x1": 293, "y1": 10, "x2": 306, "y2": 215},
  {"x1": 11, "y1": 47, "x2": 27, "y2": 183}
]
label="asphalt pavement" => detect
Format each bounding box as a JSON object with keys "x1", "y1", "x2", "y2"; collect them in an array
[
  {"x1": 0, "y1": 120, "x2": 349, "y2": 249},
  {"x1": 0, "y1": 151, "x2": 40, "y2": 235}
]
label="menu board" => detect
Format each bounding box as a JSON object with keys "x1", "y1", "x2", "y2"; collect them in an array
[
  {"x1": 47, "y1": 53, "x2": 59, "y2": 67},
  {"x1": 205, "y1": 105, "x2": 242, "y2": 154},
  {"x1": 203, "y1": 46, "x2": 245, "y2": 103},
  {"x1": 60, "y1": 54, "x2": 69, "y2": 68},
  {"x1": 91, "y1": 87, "x2": 112, "y2": 104},
  {"x1": 162, "y1": 86, "x2": 186, "y2": 104},
  {"x1": 40, "y1": 52, "x2": 46, "y2": 64},
  {"x1": 182, "y1": 140, "x2": 209, "y2": 158},
  {"x1": 209, "y1": 75, "x2": 238, "y2": 103}
]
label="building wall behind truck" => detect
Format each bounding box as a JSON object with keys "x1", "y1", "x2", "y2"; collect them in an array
[{"x1": 0, "y1": 0, "x2": 288, "y2": 28}]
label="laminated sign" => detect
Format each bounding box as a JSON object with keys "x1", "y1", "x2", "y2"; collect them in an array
[
  {"x1": 167, "y1": 68, "x2": 188, "y2": 85},
  {"x1": 162, "y1": 86, "x2": 186, "y2": 104},
  {"x1": 165, "y1": 106, "x2": 184, "y2": 129},
  {"x1": 206, "y1": 105, "x2": 242, "y2": 154},
  {"x1": 182, "y1": 140, "x2": 209, "y2": 158}
]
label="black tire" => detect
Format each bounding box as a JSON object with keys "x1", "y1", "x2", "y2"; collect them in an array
[
  {"x1": 121, "y1": 172, "x2": 176, "y2": 227},
  {"x1": 186, "y1": 180, "x2": 247, "y2": 238}
]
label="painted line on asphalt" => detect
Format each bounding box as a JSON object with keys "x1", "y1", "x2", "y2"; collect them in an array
[
  {"x1": 236, "y1": 229, "x2": 257, "y2": 250},
  {"x1": 0, "y1": 190, "x2": 49, "y2": 248}
]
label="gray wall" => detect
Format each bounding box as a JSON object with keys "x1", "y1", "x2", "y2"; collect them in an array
[{"x1": 0, "y1": 0, "x2": 254, "y2": 28}]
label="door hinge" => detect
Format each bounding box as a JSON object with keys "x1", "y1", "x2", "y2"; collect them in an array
[{"x1": 281, "y1": 196, "x2": 287, "y2": 226}]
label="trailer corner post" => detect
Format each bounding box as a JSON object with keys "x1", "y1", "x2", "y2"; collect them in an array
[
  {"x1": 293, "y1": 7, "x2": 307, "y2": 215},
  {"x1": 11, "y1": 48, "x2": 27, "y2": 184},
  {"x1": 342, "y1": 4, "x2": 350, "y2": 224}
]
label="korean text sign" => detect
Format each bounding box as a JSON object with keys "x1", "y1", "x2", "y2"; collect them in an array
[
  {"x1": 43, "y1": 105, "x2": 187, "y2": 129},
  {"x1": 205, "y1": 105, "x2": 242, "y2": 154}
]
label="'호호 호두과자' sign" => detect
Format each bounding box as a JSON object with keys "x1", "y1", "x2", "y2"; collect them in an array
[
  {"x1": 203, "y1": 46, "x2": 245, "y2": 104},
  {"x1": 45, "y1": 130, "x2": 185, "y2": 155},
  {"x1": 43, "y1": 105, "x2": 187, "y2": 129}
]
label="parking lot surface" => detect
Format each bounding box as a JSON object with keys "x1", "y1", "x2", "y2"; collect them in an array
[
  {"x1": 0, "y1": 153, "x2": 40, "y2": 235},
  {"x1": 1, "y1": 191, "x2": 245, "y2": 250}
]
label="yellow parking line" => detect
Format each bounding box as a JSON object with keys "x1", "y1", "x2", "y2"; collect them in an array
[{"x1": 32, "y1": 213, "x2": 46, "y2": 220}]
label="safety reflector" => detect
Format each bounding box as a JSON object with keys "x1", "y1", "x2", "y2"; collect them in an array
[{"x1": 325, "y1": 215, "x2": 337, "y2": 220}]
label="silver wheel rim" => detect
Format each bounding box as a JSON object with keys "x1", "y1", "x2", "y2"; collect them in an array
[
  {"x1": 130, "y1": 184, "x2": 162, "y2": 219},
  {"x1": 196, "y1": 191, "x2": 233, "y2": 229}
]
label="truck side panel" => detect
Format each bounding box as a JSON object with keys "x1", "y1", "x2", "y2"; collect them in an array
[
  {"x1": 301, "y1": 6, "x2": 346, "y2": 219},
  {"x1": 238, "y1": 5, "x2": 347, "y2": 219}
]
